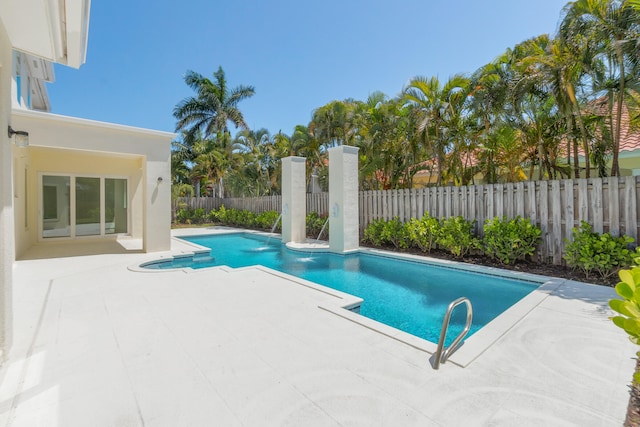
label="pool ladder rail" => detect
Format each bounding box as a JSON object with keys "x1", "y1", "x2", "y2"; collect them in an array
[{"x1": 433, "y1": 297, "x2": 473, "y2": 370}]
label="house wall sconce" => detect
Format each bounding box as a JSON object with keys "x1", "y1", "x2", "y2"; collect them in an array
[
  {"x1": 157, "y1": 177, "x2": 163, "y2": 184},
  {"x1": 8, "y1": 126, "x2": 29, "y2": 147}
]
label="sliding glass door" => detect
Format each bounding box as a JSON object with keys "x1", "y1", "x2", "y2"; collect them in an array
[
  {"x1": 75, "y1": 177, "x2": 101, "y2": 236},
  {"x1": 42, "y1": 175, "x2": 71, "y2": 238},
  {"x1": 105, "y1": 178, "x2": 128, "y2": 235},
  {"x1": 41, "y1": 175, "x2": 128, "y2": 239}
]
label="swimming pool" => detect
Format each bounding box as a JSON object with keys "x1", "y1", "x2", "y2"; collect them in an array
[{"x1": 143, "y1": 233, "x2": 541, "y2": 346}]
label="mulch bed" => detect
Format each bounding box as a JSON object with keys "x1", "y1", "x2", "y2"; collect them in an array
[{"x1": 364, "y1": 245, "x2": 619, "y2": 287}]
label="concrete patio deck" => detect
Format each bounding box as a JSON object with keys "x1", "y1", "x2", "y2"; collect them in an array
[{"x1": 0, "y1": 227, "x2": 636, "y2": 426}]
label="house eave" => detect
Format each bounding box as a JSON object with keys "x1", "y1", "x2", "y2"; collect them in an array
[
  {"x1": 1, "y1": 0, "x2": 91, "y2": 69},
  {"x1": 11, "y1": 108, "x2": 177, "y2": 140}
]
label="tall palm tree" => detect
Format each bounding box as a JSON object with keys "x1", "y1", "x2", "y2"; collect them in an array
[
  {"x1": 174, "y1": 67, "x2": 255, "y2": 139},
  {"x1": 520, "y1": 35, "x2": 592, "y2": 178},
  {"x1": 402, "y1": 74, "x2": 470, "y2": 185},
  {"x1": 174, "y1": 67, "x2": 255, "y2": 196},
  {"x1": 561, "y1": 0, "x2": 640, "y2": 176}
]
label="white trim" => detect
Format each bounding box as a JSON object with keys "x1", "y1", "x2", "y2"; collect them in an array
[
  {"x1": 1, "y1": 0, "x2": 91, "y2": 68},
  {"x1": 12, "y1": 108, "x2": 176, "y2": 139}
]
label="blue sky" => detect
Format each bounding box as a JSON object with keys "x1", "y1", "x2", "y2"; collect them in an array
[{"x1": 48, "y1": 0, "x2": 569, "y2": 137}]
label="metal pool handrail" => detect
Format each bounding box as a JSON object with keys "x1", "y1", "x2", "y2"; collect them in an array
[{"x1": 433, "y1": 297, "x2": 473, "y2": 370}]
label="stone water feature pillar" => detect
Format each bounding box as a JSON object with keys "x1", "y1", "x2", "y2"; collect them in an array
[
  {"x1": 281, "y1": 156, "x2": 306, "y2": 244},
  {"x1": 329, "y1": 145, "x2": 359, "y2": 253}
]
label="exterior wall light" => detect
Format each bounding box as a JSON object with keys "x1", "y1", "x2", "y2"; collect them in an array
[
  {"x1": 157, "y1": 177, "x2": 163, "y2": 184},
  {"x1": 8, "y1": 126, "x2": 29, "y2": 147}
]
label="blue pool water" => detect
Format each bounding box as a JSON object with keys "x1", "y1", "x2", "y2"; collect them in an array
[{"x1": 143, "y1": 233, "x2": 540, "y2": 345}]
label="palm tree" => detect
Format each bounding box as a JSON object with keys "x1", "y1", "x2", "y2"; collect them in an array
[
  {"x1": 520, "y1": 34, "x2": 592, "y2": 178},
  {"x1": 402, "y1": 74, "x2": 470, "y2": 185},
  {"x1": 481, "y1": 126, "x2": 528, "y2": 182},
  {"x1": 309, "y1": 100, "x2": 359, "y2": 148},
  {"x1": 174, "y1": 67, "x2": 255, "y2": 139},
  {"x1": 233, "y1": 128, "x2": 275, "y2": 196},
  {"x1": 561, "y1": 0, "x2": 640, "y2": 176},
  {"x1": 468, "y1": 61, "x2": 512, "y2": 183},
  {"x1": 174, "y1": 66, "x2": 255, "y2": 196},
  {"x1": 288, "y1": 125, "x2": 324, "y2": 190}
]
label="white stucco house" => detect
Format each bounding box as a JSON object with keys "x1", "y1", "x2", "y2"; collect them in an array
[{"x1": 0, "y1": 0, "x2": 174, "y2": 361}]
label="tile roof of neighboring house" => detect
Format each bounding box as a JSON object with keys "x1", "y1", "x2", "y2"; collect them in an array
[
  {"x1": 415, "y1": 100, "x2": 640, "y2": 179},
  {"x1": 413, "y1": 150, "x2": 480, "y2": 178},
  {"x1": 613, "y1": 107, "x2": 640, "y2": 153}
]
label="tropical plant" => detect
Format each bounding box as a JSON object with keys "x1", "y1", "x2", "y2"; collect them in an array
[
  {"x1": 610, "y1": 254, "x2": 640, "y2": 426},
  {"x1": 174, "y1": 67, "x2": 255, "y2": 139},
  {"x1": 561, "y1": 0, "x2": 640, "y2": 176},
  {"x1": 173, "y1": 67, "x2": 255, "y2": 196},
  {"x1": 232, "y1": 128, "x2": 278, "y2": 196},
  {"x1": 402, "y1": 74, "x2": 470, "y2": 185},
  {"x1": 483, "y1": 216, "x2": 542, "y2": 264},
  {"x1": 255, "y1": 210, "x2": 281, "y2": 231},
  {"x1": 306, "y1": 212, "x2": 329, "y2": 239},
  {"x1": 406, "y1": 213, "x2": 440, "y2": 253},
  {"x1": 564, "y1": 221, "x2": 634, "y2": 278},
  {"x1": 437, "y1": 216, "x2": 479, "y2": 258},
  {"x1": 380, "y1": 217, "x2": 410, "y2": 250},
  {"x1": 363, "y1": 219, "x2": 388, "y2": 247}
]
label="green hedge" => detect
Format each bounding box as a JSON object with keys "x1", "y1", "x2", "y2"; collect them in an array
[
  {"x1": 363, "y1": 213, "x2": 542, "y2": 262},
  {"x1": 175, "y1": 205, "x2": 330, "y2": 237},
  {"x1": 564, "y1": 221, "x2": 635, "y2": 279}
]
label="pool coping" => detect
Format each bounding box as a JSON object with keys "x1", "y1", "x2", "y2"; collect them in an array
[{"x1": 131, "y1": 229, "x2": 565, "y2": 368}]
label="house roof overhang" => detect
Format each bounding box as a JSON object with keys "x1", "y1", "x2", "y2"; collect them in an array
[{"x1": 0, "y1": 0, "x2": 91, "y2": 69}]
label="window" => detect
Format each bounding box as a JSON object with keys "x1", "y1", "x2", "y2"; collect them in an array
[
  {"x1": 16, "y1": 75, "x2": 21, "y2": 104},
  {"x1": 41, "y1": 175, "x2": 128, "y2": 239}
]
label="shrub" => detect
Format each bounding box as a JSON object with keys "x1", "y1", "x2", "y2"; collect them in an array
[
  {"x1": 256, "y1": 210, "x2": 281, "y2": 231},
  {"x1": 208, "y1": 208, "x2": 220, "y2": 223},
  {"x1": 236, "y1": 209, "x2": 257, "y2": 227},
  {"x1": 306, "y1": 211, "x2": 329, "y2": 239},
  {"x1": 483, "y1": 216, "x2": 541, "y2": 265},
  {"x1": 564, "y1": 221, "x2": 634, "y2": 279},
  {"x1": 406, "y1": 213, "x2": 440, "y2": 253},
  {"x1": 176, "y1": 208, "x2": 193, "y2": 224},
  {"x1": 437, "y1": 216, "x2": 479, "y2": 258},
  {"x1": 363, "y1": 218, "x2": 388, "y2": 247},
  {"x1": 213, "y1": 205, "x2": 228, "y2": 224},
  {"x1": 192, "y1": 208, "x2": 206, "y2": 224},
  {"x1": 380, "y1": 217, "x2": 410, "y2": 250}
]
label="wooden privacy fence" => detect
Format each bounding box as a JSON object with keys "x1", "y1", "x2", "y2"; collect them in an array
[
  {"x1": 175, "y1": 194, "x2": 329, "y2": 215},
  {"x1": 175, "y1": 176, "x2": 640, "y2": 265}
]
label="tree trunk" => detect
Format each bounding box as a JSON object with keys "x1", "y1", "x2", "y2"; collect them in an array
[
  {"x1": 569, "y1": 118, "x2": 579, "y2": 179},
  {"x1": 538, "y1": 142, "x2": 545, "y2": 180},
  {"x1": 625, "y1": 358, "x2": 640, "y2": 427},
  {"x1": 612, "y1": 43, "x2": 626, "y2": 178},
  {"x1": 568, "y1": 84, "x2": 590, "y2": 178}
]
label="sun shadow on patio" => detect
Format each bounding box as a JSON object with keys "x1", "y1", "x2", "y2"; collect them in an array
[{"x1": 18, "y1": 238, "x2": 144, "y2": 260}]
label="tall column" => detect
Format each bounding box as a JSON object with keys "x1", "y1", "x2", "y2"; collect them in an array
[
  {"x1": 329, "y1": 146, "x2": 359, "y2": 253},
  {"x1": 281, "y1": 156, "x2": 306, "y2": 243},
  {"x1": 0, "y1": 27, "x2": 14, "y2": 360}
]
